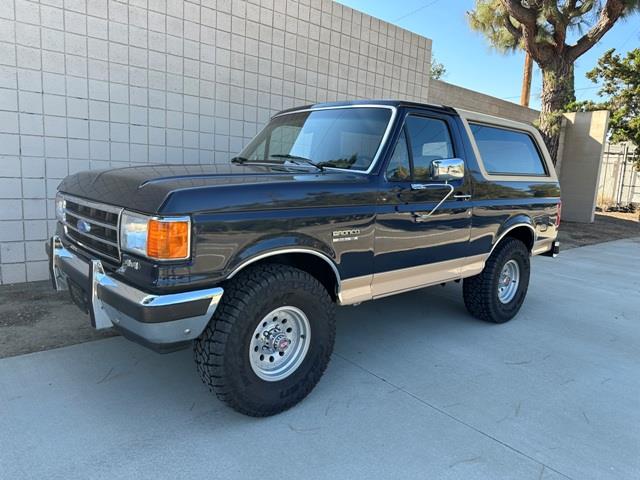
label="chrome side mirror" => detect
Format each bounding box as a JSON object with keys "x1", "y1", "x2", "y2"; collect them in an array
[{"x1": 430, "y1": 158, "x2": 465, "y2": 181}]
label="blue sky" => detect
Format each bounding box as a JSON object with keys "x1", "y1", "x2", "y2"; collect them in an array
[{"x1": 337, "y1": 0, "x2": 640, "y2": 110}]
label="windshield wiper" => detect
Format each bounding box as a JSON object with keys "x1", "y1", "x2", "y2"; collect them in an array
[
  {"x1": 230, "y1": 156, "x2": 250, "y2": 164},
  {"x1": 270, "y1": 154, "x2": 325, "y2": 172},
  {"x1": 232, "y1": 154, "x2": 325, "y2": 172}
]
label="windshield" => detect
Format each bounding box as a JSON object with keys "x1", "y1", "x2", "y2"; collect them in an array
[{"x1": 238, "y1": 107, "x2": 393, "y2": 171}]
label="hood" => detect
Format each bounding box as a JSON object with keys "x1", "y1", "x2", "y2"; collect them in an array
[{"x1": 58, "y1": 163, "x2": 372, "y2": 214}]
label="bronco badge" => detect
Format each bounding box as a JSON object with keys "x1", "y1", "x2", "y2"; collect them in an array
[{"x1": 332, "y1": 229, "x2": 360, "y2": 242}]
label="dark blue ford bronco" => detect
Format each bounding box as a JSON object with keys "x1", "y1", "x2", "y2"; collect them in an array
[{"x1": 47, "y1": 100, "x2": 560, "y2": 416}]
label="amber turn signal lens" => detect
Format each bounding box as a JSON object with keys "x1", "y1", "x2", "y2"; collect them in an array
[{"x1": 147, "y1": 219, "x2": 190, "y2": 259}]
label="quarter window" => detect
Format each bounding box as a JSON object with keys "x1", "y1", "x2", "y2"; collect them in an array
[
  {"x1": 469, "y1": 123, "x2": 547, "y2": 176},
  {"x1": 386, "y1": 129, "x2": 411, "y2": 181}
]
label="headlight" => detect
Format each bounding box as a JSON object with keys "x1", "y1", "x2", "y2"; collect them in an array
[
  {"x1": 55, "y1": 193, "x2": 66, "y2": 222},
  {"x1": 120, "y1": 211, "x2": 191, "y2": 261},
  {"x1": 120, "y1": 212, "x2": 149, "y2": 257}
]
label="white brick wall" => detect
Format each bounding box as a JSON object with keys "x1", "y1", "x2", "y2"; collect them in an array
[{"x1": 0, "y1": 0, "x2": 432, "y2": 284}]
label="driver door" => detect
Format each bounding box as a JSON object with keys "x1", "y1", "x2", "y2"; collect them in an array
[{"x1": 372, "y1": 111, "x2": 473, "y2": 298}]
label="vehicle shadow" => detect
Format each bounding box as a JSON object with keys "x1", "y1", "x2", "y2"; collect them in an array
[
  {"x1": 336, "y1": 282, "x2": 484, "y2": 344},
  {"x1": 17, "y1": 280, "x2": 498, "y2": 445}
]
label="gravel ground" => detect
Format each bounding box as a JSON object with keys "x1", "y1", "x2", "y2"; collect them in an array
[
  {"x1": 558, "y1": 211, "x2": 639, "y2": 250},
  {"x1": 1, "y1": 211, "x2": 637, "y2": 359},
  {"x1": 0, "y1": 281, "x2": 116, "y2": 359}
]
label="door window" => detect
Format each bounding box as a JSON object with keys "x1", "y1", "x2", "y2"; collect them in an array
[
  {"x1": 386, "y1": 115, "x2": 456, "y2": 182},
  {"x1": 406, "y1": 116, "x2": 455, "y2": 181}
]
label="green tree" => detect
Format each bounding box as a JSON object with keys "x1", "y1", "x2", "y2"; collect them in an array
[
  {"x1": 569, "y1": 48, "x2": 640, "y2": 169},
  {"x1": 430, "y1": 57, "x2": 447, "y2": 80},
  {"x1": 468, "y1": 0, "x2": 640, "y2": 163},
  {"x1": 569, "y1": 48, "x2": 640, "y2": 152}
]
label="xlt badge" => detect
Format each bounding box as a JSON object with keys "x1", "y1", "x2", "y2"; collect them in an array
[{"x1": 332, "y1": 229, "x2": 360, "y2": 243}]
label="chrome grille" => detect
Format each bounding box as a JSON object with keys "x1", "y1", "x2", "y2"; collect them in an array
[{"x1": 61, "y1": 194, "x2": 123, "y2": 263}]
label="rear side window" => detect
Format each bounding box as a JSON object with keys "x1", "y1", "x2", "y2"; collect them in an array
[{"x1": 469, "y1": 123, "x2": 547, "y2": 176}]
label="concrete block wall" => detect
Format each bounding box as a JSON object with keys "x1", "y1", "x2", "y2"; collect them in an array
[
  {"x1": 559, "y1": 110, "x2": 610, "y2": 223},
  {"x1": 427, "y1": 79, "x2": 539, "y2": 125},
  {"x1": 0, "y1": 0, "x2": 432, "y2": 284}
]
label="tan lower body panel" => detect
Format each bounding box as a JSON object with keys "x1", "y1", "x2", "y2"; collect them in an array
[
  {"x1": 337, "y1": 274, "x2": 374, "y2": 305},
  {"x1": 338, "y1": 254, "x2": 487, "y2": 305},
  {"x1": 532, "y1": 238, "x2": 554, "y2": 255}
]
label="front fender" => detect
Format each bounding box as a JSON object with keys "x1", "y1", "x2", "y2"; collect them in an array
[
  {"x1": 225, "y1": 233, "x2": 337, "y2": 278},
  {"x1": 188, "y1": 205, "x2": 374, "y2": 292}
]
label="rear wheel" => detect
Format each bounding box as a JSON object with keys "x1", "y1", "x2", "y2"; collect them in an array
[
  {"x1": 463, "y1": 238, "x2": 530, "y2": 323},
  {"x1": 194, "y1": 263, "x2": 336, "y2": 417}
]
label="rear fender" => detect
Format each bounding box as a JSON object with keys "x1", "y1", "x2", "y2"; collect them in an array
[{"x1": 491, "y1": 215, "x2": 536, "y2": 254}]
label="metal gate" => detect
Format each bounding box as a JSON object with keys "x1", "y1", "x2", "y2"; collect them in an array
[{"x1": 597, "y1": 142, "x2": 639, "y2": 210}]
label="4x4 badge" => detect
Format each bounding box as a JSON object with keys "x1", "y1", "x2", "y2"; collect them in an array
[{"x1": 117, "y1": 258, "x2": 140, "y2": 272}]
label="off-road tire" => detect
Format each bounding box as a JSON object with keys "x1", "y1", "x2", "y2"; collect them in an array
[
  {"x1": 194, "y1": 263, "x2": 336, "y2": 417},
  {"x1": 463, "y1": 238, "x2": 530, "y2": 323}
]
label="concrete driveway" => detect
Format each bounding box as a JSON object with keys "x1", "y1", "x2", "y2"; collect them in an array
[{"x1": 1, "y1": 238, "x2": 639, "y2": 480}]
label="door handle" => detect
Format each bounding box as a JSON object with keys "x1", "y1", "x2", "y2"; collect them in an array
[
  {"x1": 409, "y1": 183, "x2": 454, "y2": 221},
  {"x1": 411, "y1": 183, "x2": 451, "y2": 191},
  {"x1": 412, "y1": 212, "x2": 434, "y2": 223}
]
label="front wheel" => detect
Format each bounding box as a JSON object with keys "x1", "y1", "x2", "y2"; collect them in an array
[
  {"x1": 463, "y1": 238, "x2": 531, "y2": 323},
  {"x1": 194, "y1": 264, "x2": 336, "y2": 417}
]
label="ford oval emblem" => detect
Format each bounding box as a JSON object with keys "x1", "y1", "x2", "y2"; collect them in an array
[{"x1": 77, "y1": 219, "x2": 92, "y2": 234}]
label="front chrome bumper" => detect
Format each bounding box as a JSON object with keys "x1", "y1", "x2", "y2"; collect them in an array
[{"x1": 47, "y1": 235, "x2": 223, "y2": 351}]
